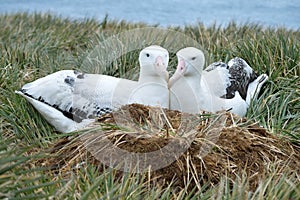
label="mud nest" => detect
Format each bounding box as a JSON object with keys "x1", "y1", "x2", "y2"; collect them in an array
[{"x1": 40, "y1": 104, "x2": 300, "y2": 191}]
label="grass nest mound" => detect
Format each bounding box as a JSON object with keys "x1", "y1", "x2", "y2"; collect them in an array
[{"x1": 42, "y1": 104, "x2": 300, "y2": 191}]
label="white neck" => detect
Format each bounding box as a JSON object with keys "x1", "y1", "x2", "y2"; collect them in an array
[
  {"x1": 183, "y1": 74, "x2": 203, "y2": 101},
  {"x1": 139, "y1": 64, "x2": 167, "y2": 84},
  {"x1": 169, "y1": 74, "x2": 204, "y2": 113},
  {"x1": 139, "y1": 73, "x2": 166, "y2": 85},
  {"x1": 129, "y1": 64, "x2": 168, "y2": 108}
]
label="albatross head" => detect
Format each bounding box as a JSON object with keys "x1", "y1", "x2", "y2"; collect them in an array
[
  {"x1": 138, "y1": 45, "x2": 169, "y2": 82},
  {"x1": 169, "y1": 47, "x2": 205, "y2": 86}
]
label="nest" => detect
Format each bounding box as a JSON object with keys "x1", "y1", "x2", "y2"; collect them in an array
[{"x1": 39, "y1": 104, "x2": 300, "y2": 191}]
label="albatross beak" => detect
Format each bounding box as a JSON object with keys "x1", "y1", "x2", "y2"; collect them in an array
[
  {"x1": 175, "y1": 58, "x2": 186, "y2": 75},
  {"x1": 155, "y1": 56, "x2": 165, "y2": 68},
  {"x1": 155, "y1": 55, "x2": 168, "y2": 81},
  {"x1": 168, "y1": 57, "x2": 186, "y2": 87}
]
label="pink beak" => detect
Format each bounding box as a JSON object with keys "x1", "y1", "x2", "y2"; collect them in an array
[
  {"x1": 155, "y1": 55, "x2": 168, "y2": 81},
  {"x1": 176, "y1": 58, "x2": 186, "y2": 74},
  {"x1": 168, "y1": 57, "x2": 186, "y2": 87},
  {"x1": 155, "y1": 56, "x2": 165, "y2": 68}
]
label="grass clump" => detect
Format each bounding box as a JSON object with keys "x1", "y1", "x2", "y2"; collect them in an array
[{"x1": 0, "y1": 13, "x2": 299, "y2": 199}]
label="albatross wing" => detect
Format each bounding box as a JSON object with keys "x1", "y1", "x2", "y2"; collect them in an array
[{"x1": 16, "y1": 70, "x2": 136, "y2": 132}]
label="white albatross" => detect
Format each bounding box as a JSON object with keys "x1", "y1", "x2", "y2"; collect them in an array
[
  {"x1": 16, "y1": 45, "x2": 169, "y2": 133},
  {"x1": 169, "y1": 47, "x2": 268, "y2": 116}
]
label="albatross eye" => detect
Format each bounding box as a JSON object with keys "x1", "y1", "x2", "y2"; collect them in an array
[
  {"x1": 191, "y1": 57, "x2": 196, "y2": 60},
  {"x1": 146, "y1": 53, "x2": 150, "y2": 57}
]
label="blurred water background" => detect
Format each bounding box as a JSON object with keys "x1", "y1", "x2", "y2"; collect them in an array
[{"x1": 0, "y1": 0, "x2": 299, "y2": 29}]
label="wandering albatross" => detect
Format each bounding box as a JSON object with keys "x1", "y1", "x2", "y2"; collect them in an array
[
  {"x1": 169, "y1": 47, "x2": 268, "y2": 116},
  {"x1": 16, "y1": 45, "x2": 169, "y2": 133}
]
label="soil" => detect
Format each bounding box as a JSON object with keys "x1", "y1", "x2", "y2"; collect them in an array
[{"x1": 38, "y1": 104, "x2": 300, "y2": 191}]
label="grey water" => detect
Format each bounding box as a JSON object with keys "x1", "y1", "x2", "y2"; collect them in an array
[{"x1": 0, "y1": 0, "x2": 299, "y2": 30}]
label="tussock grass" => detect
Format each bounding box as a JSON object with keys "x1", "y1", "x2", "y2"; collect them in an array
[{"x1": 0, "y1": 13, "x2": 299, "y2": 199}]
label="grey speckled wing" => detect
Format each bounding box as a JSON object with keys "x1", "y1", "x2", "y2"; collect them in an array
[{"x1": 17, "y1": 70, "x2": 115, "y2": 123}]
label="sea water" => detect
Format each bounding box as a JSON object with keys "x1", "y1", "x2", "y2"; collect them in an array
[{"x1": 0, "y1": 0, "x2": 299, "y2": 29}]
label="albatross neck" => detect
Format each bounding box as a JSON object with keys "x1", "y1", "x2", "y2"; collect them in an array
[
  {"x1": 185, "y1": 74, "x2": 203, "y2": 100},
  {"x1": 138, "y1": 64, "x2": 168, "y2": 84}
]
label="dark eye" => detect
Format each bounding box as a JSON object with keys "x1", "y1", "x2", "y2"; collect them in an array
[
  {"x1": 191, "y1": 57, "x2": 196, "y2": 60},
  {"x1": 146, "y1": 53, "x2": 150, "y2": 57}
]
